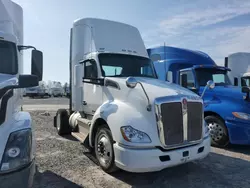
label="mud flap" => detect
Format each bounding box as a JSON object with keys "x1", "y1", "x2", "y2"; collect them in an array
[{"x1": 82, "y1": 135, "x2": 92, "y2": 152}]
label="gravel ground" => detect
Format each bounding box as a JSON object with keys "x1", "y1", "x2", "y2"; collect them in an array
[
  {"x1": 23, "y1": 98, "x2": 250, "y2": 188},
  {"x1": 23, "y1": 97, "x2": 69, "y2": 105}
]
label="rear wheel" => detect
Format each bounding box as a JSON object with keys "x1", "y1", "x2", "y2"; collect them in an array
[
  {"x1": 94, "y1": 125, "x2": 118, "y2": 173},
  {"x1": 56, "y1": 109, "x2": 71, "y2": 135},
  {"x1": 205, "y1": 115, "x2": 229, "y2": 147}
]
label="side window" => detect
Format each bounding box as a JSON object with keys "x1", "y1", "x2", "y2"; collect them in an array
[
  {"x1": 180, "y1": 71, "x2": 195, "y2": 88},
  {"x1": 84, "y1": 60, "x2": 98, "y2": 79},
  {"x1": 213, "y1": 74, "x2": 225, "y2": 83}
]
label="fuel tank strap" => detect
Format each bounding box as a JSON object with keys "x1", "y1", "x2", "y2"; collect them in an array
[{"x1": 0, "y1": 89, "x2": 13, "y2": 125}]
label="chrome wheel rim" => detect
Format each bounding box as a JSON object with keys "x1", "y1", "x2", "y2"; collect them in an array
[
  {"x1": 208, "y1": 122, "x2": 225, "y2": 142},
  {"x1": 97, "y1": 134, "x2": 112, "y2": 167}
]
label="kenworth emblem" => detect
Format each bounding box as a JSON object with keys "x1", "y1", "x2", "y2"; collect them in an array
[{"x1": 182, "y1": 98, "x2": 188, "y2": 111}]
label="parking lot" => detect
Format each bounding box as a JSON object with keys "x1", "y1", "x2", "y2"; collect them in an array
[{"x1": 23, "y1": 97, "x2": 250, "y2": 188}]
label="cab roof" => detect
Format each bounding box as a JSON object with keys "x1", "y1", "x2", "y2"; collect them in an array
[{"x1": 147, "y1": 46, "x2": 216, "y2": 66}]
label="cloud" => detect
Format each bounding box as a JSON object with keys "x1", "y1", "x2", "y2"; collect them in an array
[
  {"x1": 142, "y1": 0, "x2": 250, "y2": 65},
  {"x1": 160, "y1": 2, "x2": 250, "y2": 32}
]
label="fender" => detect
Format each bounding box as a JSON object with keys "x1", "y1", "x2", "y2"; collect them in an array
[{"x1": 89, "y1": 100, "x2": 160, "y2": 148}]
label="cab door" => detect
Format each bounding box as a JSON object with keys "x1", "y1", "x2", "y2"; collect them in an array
[
  {"x1": 179, "y1": 70, "x2": 198, "y2": 94},
  {"x1": 82, "y1": 59, "x2": 103, "y2": 115}
]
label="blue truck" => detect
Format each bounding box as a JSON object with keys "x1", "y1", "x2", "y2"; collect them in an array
[{"x1": 147, "y1": 46, "x2": 250, "y2": 147}]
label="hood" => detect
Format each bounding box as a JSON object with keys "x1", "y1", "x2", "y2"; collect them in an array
[
  {"x1": 0, "y1": 73, "x2": 18, "y2": 89},
  {"x1": 106, "y1": 77, "x2": 201, "y2": 103},
  {"x1": 203, "y1": 85, "x2": 245, "y2": 100}
]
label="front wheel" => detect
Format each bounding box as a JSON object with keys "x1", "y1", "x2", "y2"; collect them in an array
[
  {"x1": 205, "y1": 115, "x2": 229, "y2": 147},
  {"x1": 94, "y1": 125, "x2": 118, "y2": 173}
]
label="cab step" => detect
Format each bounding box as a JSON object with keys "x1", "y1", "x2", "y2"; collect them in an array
[
  {"x1": 71, "y1": 132, "x2": 88, "y2": 143},
  {"x1": 71, "y1": 117, "x2": 91, "y2": 144},
  {"x1": 77, "y1": 117, "x2": 91, "y2": 133}
]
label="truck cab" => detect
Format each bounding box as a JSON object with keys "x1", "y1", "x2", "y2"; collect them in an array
[
  {"x1": 0, "y1": 1, "x2": 43, "y2": 187},
  {"x1": 54, "y1": 18, "x2": 210, "y2": 173},
  {"x1": 148, "y1": 46, "x2": 250, "y2": 147},
  {"x1": 225, "y1": 52, "x2": 250, "y2": 87},
  {"x1": 242, "y1": 72, "x2": 250, "y2": 87}
]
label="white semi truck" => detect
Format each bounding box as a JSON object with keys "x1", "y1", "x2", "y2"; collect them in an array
[
  {"x1": 225, "y1": 52, "x2": 250, "y2": 87},
  {"x1": 54, "y1": 18, "x2": 210, "y2": 173},
  {"x1": 0, "y1": 0, "x2": 43, "y2": 187}
]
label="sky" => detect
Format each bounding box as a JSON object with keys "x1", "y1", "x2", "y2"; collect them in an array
[{"x1": 12, "y1": 0, "x2": 250, "y2": 84}]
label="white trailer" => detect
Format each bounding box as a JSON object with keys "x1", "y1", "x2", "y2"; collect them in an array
[
  {"x1": 54, "y1": 18, "x2": 210, "y2": 173},
  {"x1": 225, "y1": 52, "x2": 250, "y2": 87},
  {"x1": 0, "y1": 0, "x2": 43, "y2": 187},
  {"x1": 25, "y1": 82, "x2": 50, "y2": 98}
]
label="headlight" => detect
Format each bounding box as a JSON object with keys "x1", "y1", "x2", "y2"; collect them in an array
[
  {"x1": 120, "y1": 126, "x2": 151, "y2": 143},
  {"x1": 0, "y1": 129, "x2": 32, "y2": 173},
  {"x1": 232, "y1": 112, "x2": 250, "y2": 120}
]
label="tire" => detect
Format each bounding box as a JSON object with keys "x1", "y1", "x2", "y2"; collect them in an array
[
  {"x1": 94, "y1": 125, "x2": 118, "y2": 173},
  {"x1": 205, "y1": 115, "x2": 229, "y2": 147},
  {"x1": 56, "y1": 109, "x2": 71, "y2": 135}
]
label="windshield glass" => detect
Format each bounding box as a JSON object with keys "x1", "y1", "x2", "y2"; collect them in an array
[
  {"x1": 0, "y1": 40, "x2": 18, "y2": 74},
  {"x1": 195, "y1": 68, "x2": 232, "y2": 86},
  {"x1": 98, "y1": 53, "x2": 157, "y2": 78}
]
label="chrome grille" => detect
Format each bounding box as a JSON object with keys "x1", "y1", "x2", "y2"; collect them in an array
[
  {"x1": 160, "y1": 102, "x2": 183, "y2": 145},
  {"x1": 155, "y1": 96, "x2": 203, "y2": 149},
  {"x1": 187, "y1": 102, "x2": 203, "y2": 142}
]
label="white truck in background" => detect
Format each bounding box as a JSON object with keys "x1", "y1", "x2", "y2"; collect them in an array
[
  {"x1": 0, "y1": 0, "x2": 43, "y2": 187},
  {"x1": 25, "y1": 82, "x2": 50, "y2": 98},
  {"x1": 225, "y1": 52, "x2": 250, "y2": 87},
  {"x1": 54, "y1": 18, "x2": 210, "y2": 173},
  {"x1": 49, "y1": 86, "x2": 64, "y2": 97}
]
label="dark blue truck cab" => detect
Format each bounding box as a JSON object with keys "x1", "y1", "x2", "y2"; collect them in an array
[{"x1": 147, "y1": 46, "x2": 250, "y2": 147}]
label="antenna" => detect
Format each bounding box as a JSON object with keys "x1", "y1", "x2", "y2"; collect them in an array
[
  {"x1": 164, "y1": 42, "x2": 168, "y2": 81},
  {"x1": 90, "y1": 26, "x2": 93, "y2": 60}
]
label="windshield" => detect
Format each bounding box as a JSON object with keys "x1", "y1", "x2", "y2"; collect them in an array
[
  {"x1": 195, "y1": 68, "x2": 232, "y2": 86},
  {"x1": 0, "y1": 40, "x2": 18, "y2": 74},
  {"x1": 98, "y1": 53, "x2": 157, "y2": 78}
]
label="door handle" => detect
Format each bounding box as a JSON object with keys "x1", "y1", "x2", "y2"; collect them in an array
[{"x1": 82, "y1": 101, "x2": 87, "y2": 105}]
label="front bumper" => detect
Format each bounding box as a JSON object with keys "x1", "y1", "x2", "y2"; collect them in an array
[
  {"x1": 0, "y1": 159, "x2": 35, "y2": 188},
  {"x1": 114, "y1": 136, "x2": 210, "y2": 173},
  {"x1": 226, "y1": 119, "x2": 250, "y2": 145}
]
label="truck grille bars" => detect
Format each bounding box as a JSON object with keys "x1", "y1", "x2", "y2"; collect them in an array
[{"x1": 155, "y1": 96, "x2": 203, "y2": 149}]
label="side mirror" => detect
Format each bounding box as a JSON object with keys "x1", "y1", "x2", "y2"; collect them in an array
[
  {"x1": 234, "y1": 77, "x2": 238, "y2": 86},
  {"x1": 31, "y1": 50, "x2": 43, "y2": 81},
  {"x1": 181, "y1": 74, "x2": 188, "y2": 88},
  {"x1": 18, "y1": 75, "x2": 39, "y2": 88},
  {"x1": 74, "y1": 64, "x2": 83, "y2": 87},
  {"x1": 126, "y1": 77, "x2": 138, "y2": 88},
  {"x1": 201, "y1": 80, "x2": 215, "y2": 98},
  {"x1": 207, "y1": 80, "x2": 215, "y2": 89}
]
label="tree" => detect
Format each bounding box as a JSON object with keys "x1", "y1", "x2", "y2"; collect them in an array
[
  {"x1": 47, "y1": 80, "x2": 53, "y2": 88},
  {"x1": 63, "y1": 82, "x2": 68, "y2": 92}
]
